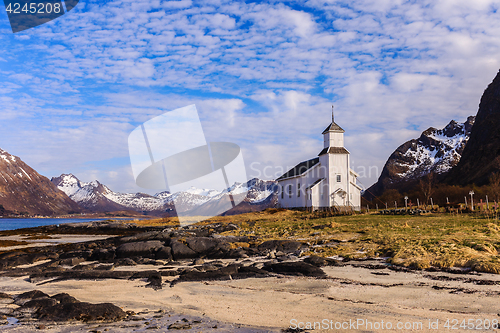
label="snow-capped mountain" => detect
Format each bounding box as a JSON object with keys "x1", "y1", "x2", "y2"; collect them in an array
[
  {"x1": 366, "y1": 116, "x2": 475, "y2": 197},
  {"x1": 52, "y1": 174, "x2": 278, "y2": 215},
  {"x1": 0, "y1": 149, "x2": 81, "y2": 216},
  {"x1": 51, "y1": 174, "x2": 169, "y2": 213}
]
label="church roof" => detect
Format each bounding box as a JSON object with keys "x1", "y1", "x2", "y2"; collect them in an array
[
  {"x1": 276, "y1": 157, "x2": 320, "y2": 181},
  {"x1": 322, "y1": 121, "x2": 345, "y2": 134},
  {"x1": 321, "y1": 121, "x2": 345, "y2": 134},
  {"x1": 306, "y1": 178, "x2": 324, "y2": 189},
  {"x1": 318, "y1": 147, "x2": 349, "y2": 156}
]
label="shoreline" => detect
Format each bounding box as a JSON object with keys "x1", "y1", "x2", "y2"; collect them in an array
[{"x1": 0, "y1": 220, "x2": 498, "y2": 332}]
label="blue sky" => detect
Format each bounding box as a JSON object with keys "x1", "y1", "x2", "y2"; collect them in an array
[{"x1": 1, "y1": 0, "x2": 500, "y2": 194}]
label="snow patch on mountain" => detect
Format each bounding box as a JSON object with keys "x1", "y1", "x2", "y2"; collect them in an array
[
  {"x1": 53, "y1": 174, "x2": 278, "y2": 214},
  {"x1": 394, "y1": 116, "x2": 475, "y2": 179}
]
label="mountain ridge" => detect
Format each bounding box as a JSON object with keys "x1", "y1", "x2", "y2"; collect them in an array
[
  {"x1": 51, "y1": 174, "x2": 278, "y2": 216},
  {"x1": 366, "y1": 116, "x2": 475, "y2": 198},
  {"x1": 446, "y1": 70, "x2": 500, "y2": 186},
  {"x1": 0, "y1": 149, "x2": 81, "y2": 216}
]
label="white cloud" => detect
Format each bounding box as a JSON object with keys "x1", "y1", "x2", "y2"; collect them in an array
[{"x1": 1, "y1": 0, "x2": 500, "y2": 192}]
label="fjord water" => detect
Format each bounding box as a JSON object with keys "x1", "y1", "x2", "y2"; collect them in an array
[{"x1": 0, "y1": 218, "x2": 110, "y2": 231}]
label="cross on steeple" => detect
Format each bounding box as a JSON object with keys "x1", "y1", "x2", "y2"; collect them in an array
[{"x1": 332, "y1": 105, "x2": 334, "y2": 122}]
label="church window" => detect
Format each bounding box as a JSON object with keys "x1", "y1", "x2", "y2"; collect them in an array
[
  {"x1": 289, "y1": 185, "x2": 292, "y2": 198},
  {"x1": 337, "y1": 175, "x2": 341, "y2": 182},
  {"x1": 297, "y1": 183, "x2": 300, "y2": 197},
  {"x1": 281, "y1": 186, "x2": 283, "y2": 199}
]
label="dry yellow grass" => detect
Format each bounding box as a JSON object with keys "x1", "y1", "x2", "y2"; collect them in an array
[{"x1": 131, "y1": 209, "x2": 500, "y2": 273}]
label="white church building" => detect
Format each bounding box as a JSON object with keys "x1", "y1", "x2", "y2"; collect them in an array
[{"x1": 276, "y1": 113, "x2": 361, "y2": 211}]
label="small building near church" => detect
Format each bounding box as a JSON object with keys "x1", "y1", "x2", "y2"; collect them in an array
[{"x1": 276, "y1": 114, "x2": 361, "y2": 211}]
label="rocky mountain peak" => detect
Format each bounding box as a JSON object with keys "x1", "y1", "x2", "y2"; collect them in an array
[{"x1": 365, "y1": 116, "x2": 474, "y2": 198}]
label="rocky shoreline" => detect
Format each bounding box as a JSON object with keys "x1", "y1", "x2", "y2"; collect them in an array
[
  {"x1": 0, "y1": 221, "x2": 327, "y2": 332},
  {"x1": 0, "y1": 220, "x2": 499, "y2": 332}
]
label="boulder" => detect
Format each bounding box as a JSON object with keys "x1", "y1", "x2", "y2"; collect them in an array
[
  {"x1": 22, "y1": 298, "x2": 58, "y2": 311},
  {"x1": 89, "y1": 248, "x2": 115, "y2": 262},
  {"x1": 51, "y1": 293, "x2": 79, "y2": 304},
  {"x1": 257, "y1": 240, "x2": 304, "y2": 254},
  {"x1": 129, "y1": 270, "x2": 162, "y2": 290},
  {"x1": 170, "y1": 240, "x2": 197, "y2": 260},
  {"x1": 172, "y1": 264, "x2": 269, "y2": 285},
  {"x1": 114, "y1": 258, "x2": 137, "y2": 266},
  {"x1": 172, "y1": 264, "x2": 240, "y2": 285},
  {"x1": 36, "y1": 301, "x2": 126, "y2": 322},
  {"x1": 155, "y1": 246, "x2": 173, "y2": 261},
  {"x1": 14, "y1": 290, "x2": 50, "y2": 305},
  {"x1": 185, "y1": 237, "x2": 218, "y2": 254},
  {"x1": 263, "y1": 261, "x2": 326, "y2": 277},
  {"x1": 303, "y1": 255, "x2": 344, "y2": 267},
  {"x1": 116, "y1": 241, "x2": 164, "y2": 259}
]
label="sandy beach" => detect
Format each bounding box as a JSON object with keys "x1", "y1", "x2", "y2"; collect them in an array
[
  {"x1": 1, "y1": 259, "x2": 499, "y2": 332},
  {"x1": 0, "y1": 221, "x2": 499, "y2": 332}
]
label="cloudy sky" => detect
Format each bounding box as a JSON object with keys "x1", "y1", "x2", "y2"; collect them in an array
[{"x1": 1, "y1": 0, "x2": 500, "y2": 194}]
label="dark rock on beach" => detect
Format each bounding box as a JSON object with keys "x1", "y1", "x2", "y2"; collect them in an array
[
  {"x1": 257, "y1": 240, "x2": 305, "y2": 254},
  {"x1": 37, "y1": 301, "x2": 126, "y2": 322},
  {"x1": 170, "y1": 240, "x2": 198, "y2": 260},
  {"x1": 12, "y1": 290, "x2": 126, "y2": 322},
  {"x1": 116, "y1": 240, "x2": 165, "y2": 259},
  {"x1": 171, "y1": 263, "x2": 271, "y2": 286},
  {"x1": 263, "y1": 261, "x2": 326, "y2": 277},
  {"x1": 130, "y1": 270, "x2": 163, "y2": 290},
  {"x1": 303, "y1": 255, "x2": 344, "y2": 267}
]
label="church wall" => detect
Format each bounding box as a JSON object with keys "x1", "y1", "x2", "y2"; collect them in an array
[
  {"x1": 326, "y1": 153, "x2": 350, "y2": 207},
  {"x1": 310, "y1": 183, "x2": 321, "y2": 208},
  {"x1": 349, "y1": 182, "x2": 361, "y2": 210},
  {"x1": 323, "y1": 132, "x2": 344, "y2": 148},
  {"x1": 277, "y1": 165, "x2": 322, "y2": 208}
]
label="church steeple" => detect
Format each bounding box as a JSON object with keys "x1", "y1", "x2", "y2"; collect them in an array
[
  {"x1": 320, "y1": 107, "x2": 347, "y2": 153},
  {"x1": 322, "y1": 106, "x2": 345, "y2": 134}
]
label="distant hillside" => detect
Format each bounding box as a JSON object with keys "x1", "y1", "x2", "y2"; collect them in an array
[
  {"x1": 446, "y1": 70, "x2": 500, "y2": 185},
  {"x1": 0, "y1": 149, "x2": 81, "y2": 216},
  {"x1": 52, "y1": 174, "x2": 278, "y2": 216},
  {"x1": 51, "y1": 174, "x2": 170, "y2": 214},
  {"x1": 366, "y1": 116, "x2": 474, "y2": 198}
]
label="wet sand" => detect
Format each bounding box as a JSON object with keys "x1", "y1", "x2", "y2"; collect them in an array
[{"x1": 0, "y1": 258, "x2": 499, "y2": 332}]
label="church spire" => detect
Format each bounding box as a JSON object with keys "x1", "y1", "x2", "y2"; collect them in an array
[{"x1": 322, "y1": 106, "x2": 344, "y2": 134}]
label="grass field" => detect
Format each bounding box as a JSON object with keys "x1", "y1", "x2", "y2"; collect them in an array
[{"x1": 136, "y1": 209, "x2": 500, "y2": 274}]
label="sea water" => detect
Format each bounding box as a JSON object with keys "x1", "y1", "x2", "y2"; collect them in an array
[{"x1": 0, "y1": 218, "x2": 110, "y2": 231}]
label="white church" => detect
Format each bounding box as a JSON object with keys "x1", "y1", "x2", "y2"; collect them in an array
[{"x1": 276, "y1": 113, "x2": 361, "y2": 211}]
